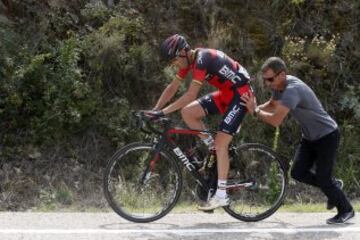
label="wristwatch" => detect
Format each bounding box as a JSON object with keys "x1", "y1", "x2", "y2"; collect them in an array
[{"x1": 254, "y1": 106, "x2": 260, "y2": 115}]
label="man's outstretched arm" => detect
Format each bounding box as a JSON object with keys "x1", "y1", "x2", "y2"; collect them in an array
[{"x1": 241, "y1": 94, "x2": 290, "y2": 127}]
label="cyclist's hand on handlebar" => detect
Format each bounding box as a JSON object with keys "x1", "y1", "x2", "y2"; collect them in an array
[{"x1": 143, "y1": 110, "x2": 165, "y2": 121}]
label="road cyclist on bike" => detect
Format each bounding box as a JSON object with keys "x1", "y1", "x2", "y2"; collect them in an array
[{"x1": 144, "y1": 34, "x2": 254, "y2": 211}]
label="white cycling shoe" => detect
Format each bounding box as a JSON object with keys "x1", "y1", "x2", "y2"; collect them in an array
[{"x1": 198, "y1": 195, "x2": 230, "y2": 211}]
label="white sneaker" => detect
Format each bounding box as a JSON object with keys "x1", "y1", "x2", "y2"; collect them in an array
[{"x1": 198, "y1": 195, "x2": 230, "y2": 211}]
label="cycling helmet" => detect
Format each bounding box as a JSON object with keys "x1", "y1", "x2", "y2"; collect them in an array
[{"x1": 160, "y1": 34, "x2": 190, "y2": 62}]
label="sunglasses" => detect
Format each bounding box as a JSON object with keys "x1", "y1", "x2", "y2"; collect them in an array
[{"x1": 263, "y1": 71, "x2": 282, "y2": 82}]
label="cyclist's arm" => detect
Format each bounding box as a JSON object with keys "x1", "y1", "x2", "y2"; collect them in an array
[
  {"x1": 256, "y1": 100, "x2": 290, "y2": 127},
  {"x1": 153, "y1": 78, "x2": 182, "y2": 110},
  {"x1": 162, "y1": 81, "x2": 202, "y2": 114}
]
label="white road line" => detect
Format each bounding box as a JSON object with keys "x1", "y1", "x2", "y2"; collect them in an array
[{"x1": 0, "y1": 228, "x2": 360, "y2": 234}]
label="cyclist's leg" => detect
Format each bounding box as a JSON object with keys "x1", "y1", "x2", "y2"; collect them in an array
[
  {"x1": 199, "y1": 86, "x2": 250, "y2": 210},
  {"x1": 181, "y1": 100, "x2": 207, "y2": 131},
  {"x1": 181, "y1": 92, "x2": 221, "y2": 140},
  {"x1": 215, "y1": 88, "x2": 248, "y2": 194},
  {"x1": 215, "y1": 132, "x2": 233, "y2": 180},
  {"x1": 198, "y1": 131, "x2": 233, "y2": 210}
]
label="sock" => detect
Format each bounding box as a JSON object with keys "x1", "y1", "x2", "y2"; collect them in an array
[{"x1": 215, "y1": 179, "x2": 227, "y2": 198}]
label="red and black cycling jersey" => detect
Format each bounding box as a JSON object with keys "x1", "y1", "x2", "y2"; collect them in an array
[
  {"x1": 176, "y1": 48, "x2": 250, "y2": 89},
  {"x1": 176, "y1": 48, "x2": 253, "y2": 135}
]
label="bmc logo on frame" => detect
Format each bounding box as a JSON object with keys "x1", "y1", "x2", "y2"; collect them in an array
[{"x1": 173, "y1": 147, "x2": 196, "y2": 171}]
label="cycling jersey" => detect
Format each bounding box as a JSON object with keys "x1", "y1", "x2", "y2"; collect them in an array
[
  {"x1": 176, "y1": 48, "x2": 253, "y2": 135},
  {"x1": 176, "y1": 48, "x2": 250, "y2": 89}
]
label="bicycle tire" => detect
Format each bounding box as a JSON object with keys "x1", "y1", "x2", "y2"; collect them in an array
[
  {"x1": 103, "y1": 142, "x2": 183, "y2": 223},
  {"x1": 223, "y1": 143, "x2": 288, "y2": 222}
]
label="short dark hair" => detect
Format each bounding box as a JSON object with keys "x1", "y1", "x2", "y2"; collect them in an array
[{"x1": 261, "y1": 57, "x2": 287, "y2": 73}]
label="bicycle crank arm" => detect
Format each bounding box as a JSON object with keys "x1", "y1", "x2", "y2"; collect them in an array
[{"x1": 226, "y1": 181, "x2": 256, "y2": 190}]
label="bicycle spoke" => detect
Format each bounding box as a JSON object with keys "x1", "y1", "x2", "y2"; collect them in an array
[
  {"x1": 224, "y1": 143, "x2": 287, "y2": 222},
  {"x1": 104, "y1": 143, "x2": 182, "y2": 222}
]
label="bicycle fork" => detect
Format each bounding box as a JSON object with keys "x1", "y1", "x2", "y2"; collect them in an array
[{"x1": 139, "y1": 138, "x2": 165, "y2": 185}]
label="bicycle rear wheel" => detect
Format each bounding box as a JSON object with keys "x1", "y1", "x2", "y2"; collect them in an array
[
  {"x1": 103, "y1": 142, "x2": 182, "y2": 223},
  {"x1": 224, "y1": 143, "x2": 288, "y2": 222}
]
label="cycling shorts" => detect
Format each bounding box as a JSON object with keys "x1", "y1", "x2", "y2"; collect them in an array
[{"x1": 197, "y1": 84, "x2": 253, "y2": 136}]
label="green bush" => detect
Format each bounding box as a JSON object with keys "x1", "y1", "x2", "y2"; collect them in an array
[{"x1": 0, "y1": 0, "x2": 359, "y2": 210}]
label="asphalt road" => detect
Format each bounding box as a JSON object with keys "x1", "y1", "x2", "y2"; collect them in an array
[{"x1": 0, "y1": 211, "x2": 358, "y2": 240}]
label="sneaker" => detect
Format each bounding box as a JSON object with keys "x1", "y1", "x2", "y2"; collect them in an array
[
  {"x1": 326, "y1": 209, "x2": 355, "y2": 224},
  {"x1": 326, "y1": 178, "x2": 344, "y2": 210},
  {"x1": 198, "y1": 195, "x2": 229, "y2": 211}
]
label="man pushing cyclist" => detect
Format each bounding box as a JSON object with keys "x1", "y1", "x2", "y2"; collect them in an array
[{"x1": 144, "y1": 34, "x2": 253, "y2": 210}]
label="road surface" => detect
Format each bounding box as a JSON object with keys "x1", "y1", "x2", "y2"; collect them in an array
[{"x1": 0, "y1": 211, "x2": 358, "y2": 240}]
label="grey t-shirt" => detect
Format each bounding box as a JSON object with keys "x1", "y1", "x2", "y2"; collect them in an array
[{"x1": 272, "y1": 75, "x2": 337, "y2": 141}]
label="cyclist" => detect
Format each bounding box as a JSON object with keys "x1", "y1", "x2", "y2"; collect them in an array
[
  {"x1": 144, "y1": 34, "x2": 253, "y2": 210},
  {"x1": 241, "y1": 57, "x2": 354, "y2": 224}
]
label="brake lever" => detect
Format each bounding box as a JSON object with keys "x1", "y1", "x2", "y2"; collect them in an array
[{"x1": 134, "y1": 110, "x2": 169, "y2": 135}]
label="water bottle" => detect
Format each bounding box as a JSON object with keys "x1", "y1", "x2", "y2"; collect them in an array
[{"x1": 206, "y1": 148, "x2": 216, "y2": 169}]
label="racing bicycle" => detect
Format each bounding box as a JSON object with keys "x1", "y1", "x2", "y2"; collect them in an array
[{"x1": 103, "y1": 111, "x2": 288, "y2": 223}]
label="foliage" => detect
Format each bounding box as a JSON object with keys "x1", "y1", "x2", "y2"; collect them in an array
[
  {"x1": 0, "y1": 37, "x2": 97, "y2": 145},
  {"x1": 0, "y1": 0, "x2": 359, "y2": 209},
  {"x1": 340, "y1": 85, "x2": 360, "y2": 120}
]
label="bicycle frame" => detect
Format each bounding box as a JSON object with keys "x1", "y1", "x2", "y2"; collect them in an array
[
  {"x1": 149, "y1": 126, "x2": 216, "y2": 194},
  {"x1": 136, "y1": 112, "x2": 255, "y2": 195}
]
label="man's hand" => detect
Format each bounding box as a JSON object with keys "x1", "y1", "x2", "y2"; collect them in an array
[
  {"x1": 143, "y1": 110, "x2": 165, "y2": 121},
  {"x1": 241, "y1": 93, "x2": 257, "y2": 114}
]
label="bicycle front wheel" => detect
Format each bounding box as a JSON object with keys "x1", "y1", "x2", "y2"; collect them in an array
[
  {"x1": 224, "y1": 143, "x2": 288, "y2": 222},
  {"x1": 103, "y1": 142, "x2": 182, "y2": 223}
]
